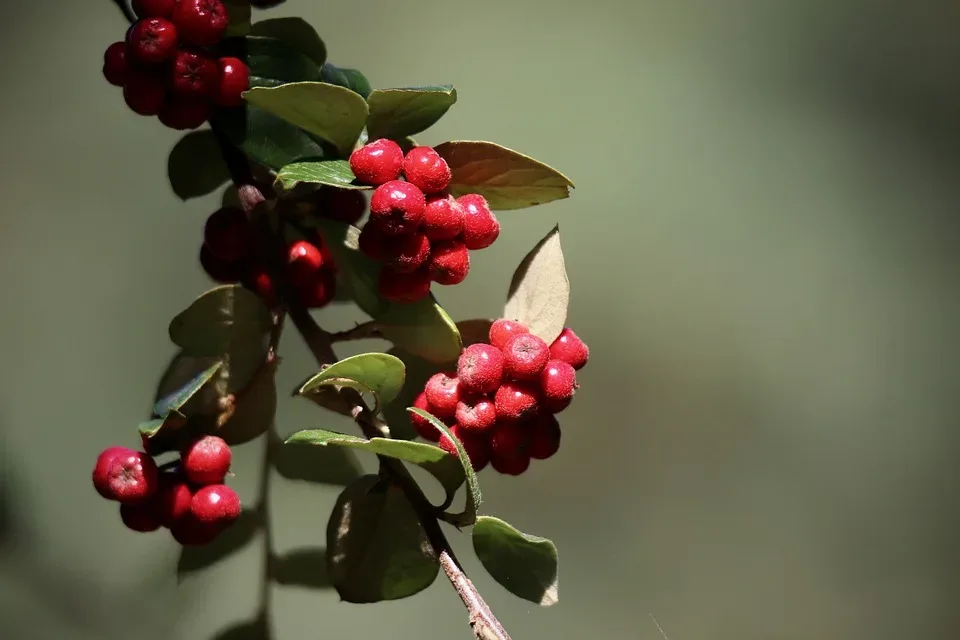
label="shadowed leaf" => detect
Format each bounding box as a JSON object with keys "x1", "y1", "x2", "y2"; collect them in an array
[
  {"x1": 153, "y1": 361, "x2": 222, "y2": 417},
  {"x1": 381, "y1": 347, "x2": 440, "y2": 441},
  {"x1": 270, "y1": 547, "x2": 331, "y2": 589},
  {"x1": 177, "y1": 510, "x2": 261, "y2": 582},
  {"x1": 167, "y1": 131, "x2": 230, "y2": 201},
  {"x1": 456, "y1": 319, "x2": 494, "y2": 347},
  {"x1": 169, "y1": 285, "x2": 273, "y2": 358},
  {"x1": 504, "y1": 225, "x2": 569, "y2": 344},
  {"x1": 297, "y1": 353, "x2": 405, "y2": 406},
  {"x1": 271, "y1": 430, "x2": 363, "y2": 485},
  {"x1": 366, "y1": 85, "x2": 457, "y2": 141},
  {"x1": 223, "y1": 1, "x2": 252, "y2": 36},
  {"x1": 250, "y1": 17, "x2": 326, "y2": 66},
  {"x1": 321, "y1": 63, "x2": 372, "y2": 99},
  {"x1": 472, "y1": 516, "x2": 559, "y2": 606}
]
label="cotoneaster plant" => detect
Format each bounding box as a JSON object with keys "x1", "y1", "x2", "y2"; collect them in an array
[{"x1": 96, "y1": 2, "x2": 587, "y2": 639}]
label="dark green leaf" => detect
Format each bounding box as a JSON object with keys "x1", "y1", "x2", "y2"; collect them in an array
[
  {"x1": 212, "y1": 617, "x2": 268, "y2": 640},
  {"x1": 296, "y1": 352, "x2": 405, "y2": 405},
  {"x1": 250, "y1": 17, "x2": 326, "y2": 66},
  {"x1": 220, "y1": 35, "x2": 322, "y2": 87},
  {"x1": 382, "y1": 348, "x2": 439, "y2": 441},
  {"x1": 270, "y1": 548, "x2": 331, "y2": 589},
  {"x1": 272, "y1": 430, "x2": 363, "y2": 485},
  {"x1": 167, "y1": 131, "x2": 230, "y2": 201},
  {"x1": 243, "y1": 82, "x2": 369, "y2": 156},
  {"x1": 366, "y1": 85, "x2": 457, "y2": 141},
  {"x1": 275, "y1": 159, "x2": 368, "y2": 191},
  {"x1": 504, "y1": 225, "x2": 569, "y2": 344},
  {"x1": 223, "y1": 1, "x2": 252, "y2": 36},
  {"x1": 137, "y1": 410, "x2": 188, "y2": 453},
  {"x1": 327, "y1": 475, "x2": 438, "y2": 602},
  {"x1": 178, "y1": 510, "x2": 261, "y2": 582},
  {"x1": 168, "y1": 285, "x2": 273, "y2": 358},
  {"x1": 216, "y1": 364, "x2": 277, "y2": 446},
  {"x1": 153, "y1": 361, "x2": 222, "y2": 417},
  {"x1": 456, "y1": 319, "x2": 494, "y2": 347},
  {"x1": 321, "y1": 63, "x2": 372, "y2": 99},
  {"x1": 472, "y1": 516, "x2": 559, "y2": 606},
  {"x1": 434, "y1": 140, "x2": 574, "y2": 210}
]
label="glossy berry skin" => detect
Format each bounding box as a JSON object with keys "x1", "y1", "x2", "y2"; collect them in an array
[
  {"x1": 316, "y1": 187, "x2": 366, "y2": 224},
  {"x1": 155, "y1": 474, "x2": 193, "y2": 528},
  {"x1": 173, "y1": 0, "x2": 229, "y2": 46},
  {"x1": 214, "y1": 57, "x2": 250, "y2": 107},
  {"x1": 133, "y1": 0, "x2": 176, "y2": 18},
  {"x1": 540, "y1": 359, "x2": 578, "y2": 412},
  {"x1": 527, "y1": 414, "x2": 561, "y2": 460},
  {"x1": 287, "y1": 240, "x2": 325, "y2": 286},
  {"x1": 92, "y1": 447, "x2": 159, "y2": 504},
  {"x1": 423, "y1": 195, "x2": 464, "y2": 241},
  {"x1": 158, "y1": 96, "x2": 210, "y2": 130},
  {"x1": 103, "y1": 42, "x2": 129, "y2": 86},
  {"x1": 549, "y1": 327, "x2": 590, "y2": 370},
  {"x1": 204, "y1": 206, "x2": 250, "y2": 262},
  {"x1": 171, "y1": 516, "x2": 221, "y2": 546},
  {"x1": 458, "y1": 194, "x2": 500, "y2": 250},
  {"x1": 489, "y1": 319, "x2": 529, "y2": 351},
  {"x1": 349, "y1": 139, "x2": 404, "y2": 186},
  {"x1": 369, "y1": 181, "x2": 426, "y2": 236},
  {"x1": 191, "y1": 484, "x2": 241, "y2": 526},
  {"x1": 429, "y1": 240, "x2": 470, "y2": 285},
  {"x1": 491, "y1": 450, "x2": 531, "y2": 475},
  {"x1": 127, "y1": 18, "x2": 178, "y2": 66},
  {"x1": 170, "y1": 49, "x2": 218, "y2": 97},
  {"x1": 489, "y1": 423, "x2": 529, "y2": 461},
  {"x1": 402, "y1": 146, "x2": 451, "y2": 194},
  {"x1": 384, "y1": 232, "x2": 431, "y2": 273},
  {"x1": 182, "y1": 435, "x2": 232, "y2": 485},
  {"x1": 411, "y1": 392, "x2": 441, "y2": 441},
  {"x1": 378, "y1": 265, "x2": 431, "y2": 303},
  {"x1": 120, "y1": 502, "x2": 162, "y2": 532},
  {"x1": 424, "y1": 373, "x2": 460, "y2": 419},
  {"x1": 502, "y1": 333, "x2": 550, "y2": 381},
  {"x1": 455, "y1": 395, "x2": 497, "y2": 434},
  {"x1": 123, "y1": 68, "x2": 167, "y2": 115},
  {"x1": 457, "y1": 344, "x2": 504, "y2": 395},
  {"x1": 358, "y1": 222, "x2": 391, "y2": 261},
  {"x1": 200, "y1": 244, "x2": 246, "y2": 284},
  {"x1": 439, "y1": 426, "x2": 490, "y2": 472},
  {"x1": 299, "y1": 269, "x2": 337, "y2": 308},
  {"x1": 494, "y1": 381, "x2": 540, "y2": 423}
]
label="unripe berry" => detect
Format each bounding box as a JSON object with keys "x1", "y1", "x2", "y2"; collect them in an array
[
  {"x1": 120, "y1": 502, "x2": 162, "y2": 532},
  {"x1": 439, "y1": 426, "x2": 490, "y2": 472},
  {"x1": 539, "y1": 359, "x2": 578, "y2": 412},
  {"x1": 458, "y1": 194, "x2": 500, "y2": 250},
  {"x1": 127, "y1": 18, "x2": 178, "y2": 66},
  {"x1": 369, "y1": 180, "x2": 426, "y2": 236},
  {"x1": 103, "y1": 42, "x2": 129, "y2": 87},
  {"x1": 245, "y1": 265, "x2": 277, "y2": 307},
  {"x1": 429, "y1": 240, "x2": 470, "y2": 285},
  {"x1": 92, "y1": 447, "x2": 159, "y2": 504},
  {"x1": 155, "y1": 472, "x2": 193, "y2": 528},
  {"x1": 494, "y1": 381, "x2": 540, "y2": 423},
  {"x1": 457, "y1": 344, "x2": 504, "y2": 394},
  {"x1": 378, "y1": 265, "x2": 431, "y2": 303},
  {"x1": 490, "y1": 450, "x2": 531, "y2": 476},
  {"x1": 190, "y1": 484, "x2": 241, "y2": 526},
  {"x1": 349, "y1": 139, "x2": 404, "y2": 186},
  {"x1": 488, "y1": 423, "x2": 529, "y2": 461},
  {"x1": 527, "y1": 414, "x2": 561, "y2": 460},
  {"x1": 214, "y1": 57, "x2": 251, "y2": 107},
  {"x1": 170, "y1": 516, "x2": 221, "y2": 546},
  {"x1": 423, "y1": 195, "x2": 464, "y2": 241},
  {"x1": 299, "y1": 269, "x2": 337, "y2": 308},
  {"x1": 200, "y1": 244, "x2": 246, "y2": 284},
  {"x1": 204, "y1": 206, "x2": 251, "y2": 262},
  {"x1": 182, "y1": 435, "x2": 232, "y2": 485},
  {"x1": 402, "y1": 146, "x2": 451, "y2": 194},
  {"x1": 170, "y1": 48, "x2": 218, "y2": 98},
  {"x1": 287, "y1": 240, "x2": 325, "y2": 286},
  {"x1": 502, "y1": 333, "x2": 550, "y2": 381},
  {"x1": 455, "y1": 395, "x2": 497, "y2": 434},
  {"x1": 316, "y1": 187, "x2": 367, "y2": 225},
  {"x1": 411, "y1": 392, "x2": 441, "y2": 442},
  {"x1": 489, "y1": 319, "x2": 529, "y2": 351},
  {"x1": 358, "y1": 222, "x2": 391, "y2": 261},
  {"x1": 133, "y1": 0, "x2": 176, "y2": 18},
  {"x1": 123, "y1": 68, "x2": 167, "y2": 116},
  {"x1": 424, "y1": 372, "x2": 460, "y2": 419},
  {"x1": 384, "y1": 232, "x2": 431, "y2": 273},
  {"x1": 173, "y1": 0, "x2": 229, "y2": 47},
  {"x1": 549, "y1": 327, "x2": 589, "y2": 370},
  {"x1": 158, "y1": 96, "x2": 210, "y2": 130}
]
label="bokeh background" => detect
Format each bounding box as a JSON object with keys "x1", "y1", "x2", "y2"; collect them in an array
[{"x1": 2, "y1": 0, "x2": 959, "y2": 638}]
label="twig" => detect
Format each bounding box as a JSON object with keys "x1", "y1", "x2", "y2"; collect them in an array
[{"x1": 328, "y1": 321, "x2": 384, "y2": 343}]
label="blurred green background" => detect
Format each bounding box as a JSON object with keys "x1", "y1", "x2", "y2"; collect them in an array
[{"x1": 1, "y1": 0, "x2": 958, "y2": 638}]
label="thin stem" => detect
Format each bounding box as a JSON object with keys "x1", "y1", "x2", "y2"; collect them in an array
[{"x1": 328, "y1": 321, "x2": 384, "y2": 343}]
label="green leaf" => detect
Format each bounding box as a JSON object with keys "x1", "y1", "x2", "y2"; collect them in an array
[
  {"x1": 472, "y1": 516, "x2": 559, "y2": 606},
  {"x1": 275, "y1": 159, "x2": 368, "y2": 191},
  {"x1": 327, "y1": 475, "x2": 439, "y2": 603},
  {"x1": 381, "y1": 348, "x2": 439, "y2": 441},
  {"x1": 504, "y1": 225, "x2": 569, "y2": 344},
  {"x1": 456, "y1": 319, "x2": 494, "y2": 347},
  {"x1": 250, "y1": 17, "x2": 326, "y2": 66},
  {"x1": 271, "y1": 431, "x2": 363, "y2": 486},
  {"x1": 243, "y1": 82, "x2": 369, "y2": 157},
  {"x1": 137, "y1": 411, "x2": 188, "y2": 453},
  {"x1": 223, "y1": 1, "x2": 252, "y2": 36},
  {"x1": 168, "y1": 285, "x2": 273, "y2": 358},
  {"x1": 270, "y1": 548, "x2": 331, "y2": 589},
  {"x1": 178, "y1": 510, "x2": 261, "y2": 582},
  {"x1": 407, "y1": 408, "x2": 481, "y2": 526},
  {"x1": 167, "y1": 131, "x2": 230, "y2": 201},
  {"x1": 366, "y1": 85, "x2": 457, "y2": 141},
  {"x1": 220, "y1": 36, "x2": 322, "y2": 87},
  {"x1": 153, "y1": 361, "x2": 222, "y2": 417},
  {"x1": 321, "y1": 63, "x2": 372, "y2": 99},
  {"x1": 296, "y1": 353, "x2": 405, "y2": 405},
  {"x1": 434, "y1": 140, "x2": 574, "y2": 210},
  {"x1": 216, "y1": 364, "x2": 277, "y2": 446}
]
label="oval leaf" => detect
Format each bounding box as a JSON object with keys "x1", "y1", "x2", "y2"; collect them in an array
[
  {"x1": 138, "y1": 411, "x2": 188, "y2": 453},
  {"x1": 250, "y1": 17, "x2": 326, "y2": 66},
  {"x1": 296, "y1": 353, "x2": 405, "y2": 405},
  {"x1": 435, "y1": 140, "x2": 574, "y2": 210},
  {"x1": 220, "y1": 35, "x2": 322, "y2": 86},
  {"x1": 503, "y1": 226, "x2": 569, "y2": 344},
  {"x1": 169, "y1": 285, "x2": 273, "y2": 357},
  {"x1": 472, "y1": 515, "x2": 559, "y2": 606},
  {"x1": 153, "y1": 361, "x2": 223, "y2": 417},
  {"x1": 321, "y1": 63, "x2": 372, "y2": 99},
  {"x1": 275, "y1": 159, "x2": 368, "y2": 191},
  {"x1": 271, "y1": 430, "x2": 363, "y2": 486},
  {"x1": 366, "y1": 85, "x2": 457, "y2": 142},
  {"x1": 168, "y1": 131, "x2": 230, "y2": 201},
  {"x1": 327, "y1": 475, "x2": 439, "y2": 603}
]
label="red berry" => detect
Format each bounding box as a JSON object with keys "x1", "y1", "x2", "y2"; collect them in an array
[
  {"x1": 299, "y1": 269, "x2": 337, "y2": 308},
  {"x1": 369, "y1": 180, "x2": 426, "y2": 236},
  {"x1": 489, "y1": 423, "x2": 529, "y2": 461},
  {"x1": 489, "y1": 319, "x2": 529, "y2": 351},
  {"x1": 200, "y1": 243, "x2": 246, "y2": 283},
  {"x1": 455, "y1": 395, "x2": 497, "y2": 434},
  {"x1": 127, "y1": 18, "x2": 178, "y2": 66},
  {"x1": 155, "y1": 473, "x2": 193, "y2": 528},
  {"x1": 411, "y1": 392, "x2": 441, "y2": 442},
  {"x1": 170, "y1": 48, "x2": 218, "y2": 97},
  {"x1": 182, "y1": 435, "x2": 232, "y2": 485},
  {"x1": 384, "y1": 232, "x2": 431, "y2": 273},
  {"x1": 502, "y1": 333, "x2": 550, "y2": 381},
  {"x1": 549, "y1": 327, "x2": 589, "y2": 370},
  {"x1": 190, "y1": 484, "x2": 241, "y2": 526},
  {"x1": 316, "y1": 187, "x2": 366, "y2": 224},
  {"x1": 158, "y1": 96, "x2": 210, "y2": 130},
  {"x1": 490, "y1": 450, "x2": 531, "y2": 475},
  {"x1": 424, "y1": 372, "x2": 460, "y2": 419},
  {"x1": 527, "y1": 414, "x2": 561, "y2": 460},
  {"x1": 287, "y1": 240, "x2": 325, "y2": 286},
  {"x1": 358, "y1": 222, "x2": 391, "y2": 261},
  {"x1": 458, "y1": 194, "x2": 500, "y2": 250},
  {"x1": 429, "y1": 240, "x2": 470, "y2": 285},
  {"x1": 349, "y1": 139, "x2": 404, "y2": 186},
  {"x1": 133, "y1": 0, "x2": 176, "y2": 18},
  {"x1": 377, "y1": 265, "x2": 431, "y2": 303},
  {"x1": 494, "y1": 381, "x2": 540, "y2": 423},
  {"x1": 457, "y1": 344, "x2": 504, "y2": 394},
  {"x1": 402, "y1": 146, "x2": 451, "y2": 194},
  {"x1": 245, "y1": 265, "x2": 278, "y2": 307},
  {"x1": 173, "y1": 0, "x2": 229, "y2": 46},
  {"x1": 120, "y1": 502, "x2": 162, "y2": 532},
  {"x1": 439, "y1": 426, "x2": 490, "y2": 472},
  {"x1": 214, "y1": 57, "x2": 250, "y2": 107},
  {"x1": 204, "y1": 206, "x2": 251, "y2": 262},
  {"x1": 170, "y1": 516, "x2": 221, "y2": 545},
  {"x1": 540, "y1": 359, "x2": 578, "y2": 412},
  {"x1": 103, "y1": 42, "x2": 129, "y2": 86},
  {"x1": 123, "y1": 67, "x2": 167, "y2": 116},
  {"x1": 423, "y1": 195, "x2": 464, "y2": 241},
  {"x1": 92, "y1": 447, "x2": 159, "y2": 504}
]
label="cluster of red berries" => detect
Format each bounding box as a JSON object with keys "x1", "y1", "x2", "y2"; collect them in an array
[
  {"x1": 349, "y1": 139, "x2": 501, "y2": 303},
  {"x1": 92, "y1": 435, "x2": 240, "y2": 545},
  {"x1": 412, "y1": 321, "x2": 589, "y2": 475},
  {"x1": 101, "y1": 0, "x2": 251, "y2": 130}
]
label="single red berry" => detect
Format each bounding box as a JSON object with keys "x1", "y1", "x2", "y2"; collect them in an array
[
  {"x1": 377, "y1": 265, "x2": 431, "y2": 303},
  {"x1": 429, "y1": 240, "x2": 470, "y2": 285},
  {"x1": 411, "y1": 392, "x2": 441, "y2": 442},
  {"x1": 455, "y1": 395, "x2": 497, "y2": 434},
  {"x1": 402, "y1": 146, "x2": 451, "y2": 194},
  {"x1": 369, "y1": 180, "x2": 426, "y2": 236},
  {"x1": 424, "y1": 372, "x2": 460, "y2": 419},
  {"x1": 123, "y1": 67, "x2": 167, "y2": 116},
  {"x1": 103, "y1": 42, "x2": 129, "y2": 86},
  {"x1": 358, "y1": 222, "x2": 391, "y2": 261},
  {"x1": 423, "y1": 195, "x2": 464, "y2": 241},
  {"x1": 494, "y1": 381, "x2": 540, "y2": 423},
  {"x1": 488, "y1": 423, "x2": 529, "y2": 461},
  {"x1": 155, "y1": 473, "x2": 193, "y2": 528},
  {"x1": 158, "y1": 96, "x2": 210, "y2": 130},
  {"x1": 349, "y1": 139, "x2": 404, "y2": 186},
  {"x1": 170, "y1": 515, "x2": 221, "y2": 546},
  {"x1": 490, "y1": 450, "x2": 531, "y2": 475},
  {"x1": 245, "y1": 265, "x2": 278, "y2": 307},
  {"x1": 549, "y1": 327, "x2": 590, "y2": 370},
  {"x1": 287, "y1": 240, "x2": 325, "y2": 286},
  {"x1": 213, "y1": 57, "x2": 250, "y2": 107},
  {"x1": 127, "y1": 18, "x2": 178, "y2": 66},
  {"x1": 502, "y1": 333, "x2": 550, "y2": 381},
  {"x1": 457, "y1": 344, "x2": 504, "y2": 395},
  {"x1": 527, "y1": 414, "x2": 561, "y2": 460},
  {"x1": 489, "y1": 319, "x2": 529, "y2": 351},
  {"x1": 173, "y1": 0, "x2": 229, "y2": 47},
  {"x1": 458, "y1": 194, "x2": 500, "y2": 250},
  {"x1": 191, "y1": 484, "x2": 241, "y2": 526},
  {"x1": 384, "y1": 232, "x2": 431, "y2": 273},
  {"x1": 204, "y1": 206, "x2": 251, "y2": 262},
  {"x1": 170, "y1": 48, "x2": 218, "y2": 97},
  {"x1": 120, "y1": 502, "x2": 162, "y2": 532},
  {"x1": 439, "y1": 426, "x2": 490, "y2": 472},
  {"x1": 200, "y1": 243, "x2": 246, "y2": 283},
  {"x1": 540, "y1": 359, "x2": 578, "y2": 412},
  {"x1": 92, "y1": 447, "x2": 159, "y2": 504},
  {"x1": 316, "y1": 187, "x2": 367, "y2": 225},
  {"x1": 182, "y1": 435, "x2": 232, "y2": 485},
  {"x1": 299, "y1": 268, "x2": 337, "y2": 308},
  {"x1": 133, "y1": 0, "x2": 176, "y2": 18}
]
